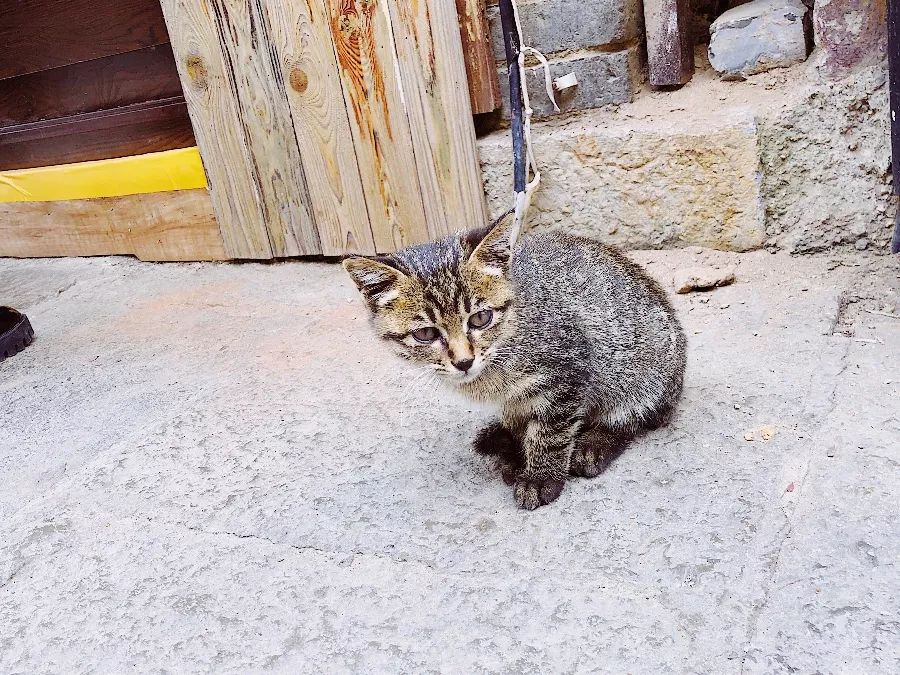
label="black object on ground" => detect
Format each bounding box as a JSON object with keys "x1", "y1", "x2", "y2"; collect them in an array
[{"x1": 0, "y1": 307, "x2": 35, "y2": 361}]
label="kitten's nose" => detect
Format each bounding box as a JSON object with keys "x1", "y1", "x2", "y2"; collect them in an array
[{"x1": 453, "y1": 358, "x2": 475, "y2": 373}]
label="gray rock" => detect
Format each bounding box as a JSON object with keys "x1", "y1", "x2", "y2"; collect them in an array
[
  {"x1": 496, "y1": 44, "x2": 644, "y2": 118},
  {"x1": 708, "y1": 0, "x2": 811, "y2": 78},
  {"x1": 487, "y1": 0, "x2": 643, "y2": 62}
]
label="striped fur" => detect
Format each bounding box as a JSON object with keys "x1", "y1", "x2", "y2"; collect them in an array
[{"x1": 344, "y1": 213, "x2": 687, "y2": 509}]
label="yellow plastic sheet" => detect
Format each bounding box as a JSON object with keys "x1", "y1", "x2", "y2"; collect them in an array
[{"x1": 0, "y1": 147, "x2": 208, "y2": 202}]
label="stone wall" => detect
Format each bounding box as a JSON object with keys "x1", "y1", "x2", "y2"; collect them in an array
[
  {"x1": 759, "y1": 67, "x2": 893, "y2": 253},
  {"x1": 485, "y1": 0, "x2": 646, "y2": 117},
  {"x1": 477, "y1": 63, "x2": 892, "y2": 253},
  {"x1": 478, "y1": 0, "x2": 894, "y2": 254}
]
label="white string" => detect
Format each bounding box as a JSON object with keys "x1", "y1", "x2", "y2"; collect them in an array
[
  {"x1": 521, "y1": 47, "x2": 560, "y2": 114},
  {"x1": 508, "y1": 0, "x2": 556, "y2": 247}
]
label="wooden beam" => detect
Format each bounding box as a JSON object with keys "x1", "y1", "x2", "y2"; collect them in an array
[
  {"x1": 160, "y1": 0, "x2": 273, "y2": 259},
  {"x1": 456, "y1": 0, "x2": 501, "y2": 114},
  {"x1": 160, "y1": 0, "x2": 323, "y2": 258},
  {"x1": 388, "y1": 0, "x2": 488, "y2": 236},
  {"x1": 0, "y1": 189, "x2": 228, "y2": 261},
  {"x1": 217, "y1": 0, "x2": 320, "y2": 257},
  {"x1": 325, "y1": 0, "x2": 431, "y2": 252},
  {"x1": 0, "y1": 44, "x2": 184, "y2": 128},
  {"x1": 0, "y1": 98, "x2": 195, "y2": 171},
  {"x1": 644, "y1": 0, "x2": 694, "y2": 86},
  {"x1": 263, "y1": 0, "x2": 376, "y2": 256},
  {"x1": 0, "y1": 0, "x2": 169, "y2": 81}
]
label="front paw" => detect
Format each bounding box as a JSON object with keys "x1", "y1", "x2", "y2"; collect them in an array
[
  {"x1": 473, "y1": 421, "x2": 519, "y2": 458},
  {"x1": 569, "y1": 447, "x2": 605, "y2": 477},
  {"x1": 513, "y1": 475, "x2": 565, "y2": 510}
]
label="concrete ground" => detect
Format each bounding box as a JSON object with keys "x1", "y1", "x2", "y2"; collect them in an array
[{"x1": 1, "y1": 249, "x2": 898, "y2": 673}]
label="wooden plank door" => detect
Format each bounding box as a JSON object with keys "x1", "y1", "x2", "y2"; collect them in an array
[{"x1": 161, "y1": 0, "x2": 487, "y2": 259}]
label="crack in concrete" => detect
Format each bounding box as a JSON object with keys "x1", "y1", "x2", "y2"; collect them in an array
[{"x1": 180, "y1": 523, "x2": 439, "y2": 573}]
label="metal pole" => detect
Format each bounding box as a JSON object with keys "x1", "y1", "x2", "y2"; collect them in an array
[
  {"x1": 498, "y1": 0, "x2": 526, "y2": 194},
  {"x1": 889, "y1": 0, "x2": 900, "y2": 252}
]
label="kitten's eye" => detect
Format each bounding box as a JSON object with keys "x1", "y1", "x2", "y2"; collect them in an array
[
  {"x1": 410, "y1": 326, "x2": 440, "y2": 344},
  {"x1": 468, "y1": 309, "x2": 493, "y2": 329}
]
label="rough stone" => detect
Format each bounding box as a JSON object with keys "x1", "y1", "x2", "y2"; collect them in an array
[
  {"x1": 479, "y1": 100, "x2": 766, "y2": 251},
  {"x1": 496, "y1": 45, "x2": 644, "y2": 118},
  {"x1": 673, "y1": 266, "x2": 737, "y2": 293},
  {"x1": 708, "y1": 0, "x2": 811, "y2": 78},
  {"x1": 478, "y1": 59, "x2": 891, "y2": 253},
  {"x1": 758, "y1": 66, "x2": 893, "y2": 252},
  {"x1": 813, "y1": 0, "x2": 888, "y2": 77},
  {"x1": 486, "y1": 0, "x2": 643, "y2": 61},
  {"x1": 1, "y1": 252, "x2": 898, "y2": 672}
]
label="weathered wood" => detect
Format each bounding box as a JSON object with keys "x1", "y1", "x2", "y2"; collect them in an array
[
  {"x1": 0, "y1": 44, "x2": 184, "y2": 128},
  {"x1": 456, "y1": 0, "x2": 502, "y2": 114},
  {"x1": 0, "y1": 98, "x2": 195, "y2": 171},
  {"x1": 389, "y1": 0, "x2": 489, "y2": 236},
  {"x1": 644, "y1": 0, "x2": 694, "y2": 86},
  {"x1": 325, "y1": 0, "x2": 431, "y2": 252},
  {"x1": 264, "y1": 0, "x2": 376, "y2": 256},
  {"x1": 161, "y1": 0, "x2": 486, "y2": 258},
  {"x1": 160, "y1": 0, "x2": 275, "y2": 259},
  {"x1": 0, "y1": 0, "x2": 170, "y2": 81},
  {"x1": 161, "y1": 0, "x2": 325, "y2": 258},
  {"x1": 215, "y1": 0, "x2": 320, "y2": 257},
  {"x1": 0, "y1": 189, "x2": 227, "y2": 261}
]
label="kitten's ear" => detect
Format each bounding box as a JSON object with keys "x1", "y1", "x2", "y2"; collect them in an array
[
  {"x1": 464, "y1": 210, "x2": 515, "y2": 273},
  {"x1": 342, "y1": 256, "x2": 407, "y2": 308}
]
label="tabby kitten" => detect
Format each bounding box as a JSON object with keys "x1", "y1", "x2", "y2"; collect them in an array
[{"x1": 343, "y1": 213, "x2": 687, "y2": 509}]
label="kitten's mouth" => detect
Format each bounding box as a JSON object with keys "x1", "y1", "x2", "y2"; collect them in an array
[{"x1": 453, "y1": 362, "x2": 486, "y2": 384}]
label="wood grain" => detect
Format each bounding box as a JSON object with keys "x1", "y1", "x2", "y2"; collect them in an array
[
  {"x1": 455, "y1": 0, "x2": 501, "y2": 114},
  {"x1": 389, "y1": 0, "x2": 488, "y2": 236},
  {"x1": 264, "y1": 0, "x2": 376, "y2": 256},
  {"x1": 160, "y1": 0, "x2": 323, "y2": 258},
  {"x1": 211, "y1": 0, "x2": 321, "y2": 257},
  {"x1": 160, "y1": 0, "x2": 275, "y2": 259},
  {"x1": 0, "y1": 189, "x2": 228, "y2": 261},
  {"x1": 0, "y1": 0, "x2": 170, "y2": 81},
  {"x1": 0, "y1": 44, "x2": 184, "y2": 128},
  {"x1": 325, "y1": 0, "x2": 430, "y2": 253},
  {"x1": 0, "y1": 98, "x2": 195, "y2": 170}
]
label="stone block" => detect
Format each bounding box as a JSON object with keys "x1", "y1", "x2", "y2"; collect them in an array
[
  {"x1": 708, "y1": 0, "x2": 811, "y2": 78},
  {"x1": 477, "y1": 107, "x2": 767, "y2": 251},
  {"x1": 497, "y1": 45, "x2": 643, "y2": 118},
  {"x1": 813, "y1": 0, "x2": 887, "y2": 77},
  {"x1": 486, "y1": 0, "x2": 643, "y2": 61}
]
